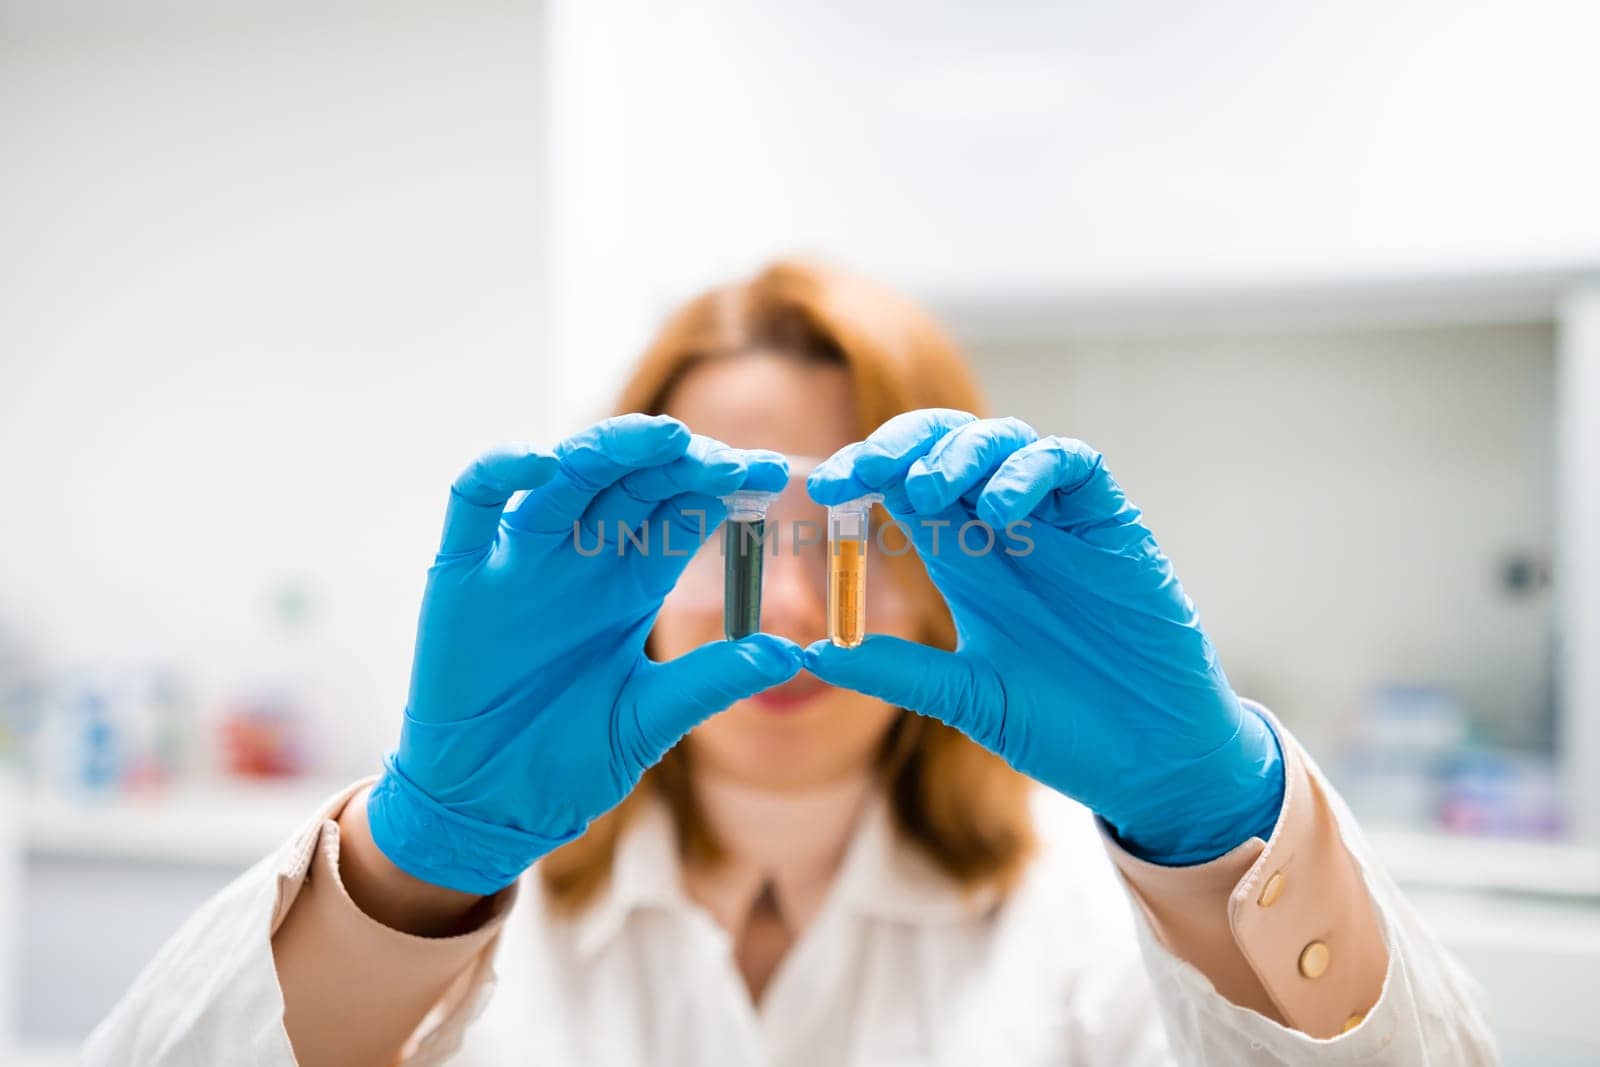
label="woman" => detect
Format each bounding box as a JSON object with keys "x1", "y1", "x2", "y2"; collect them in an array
[{"x1": 87, "y1": 262, "x2": 1495, "y2": 1065}]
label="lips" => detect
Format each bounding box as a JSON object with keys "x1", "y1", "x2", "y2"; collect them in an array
[{"x1": 748, "y1": 672, "x2": 828, "y2": 713}]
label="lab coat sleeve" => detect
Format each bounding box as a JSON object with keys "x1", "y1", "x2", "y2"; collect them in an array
[
  {"x1": 1100, "y1": 703, "x2": 1499, "y2": 1063},
  {"x1": 81, "y1": 780, "x2": 515, "y2": 1066}
]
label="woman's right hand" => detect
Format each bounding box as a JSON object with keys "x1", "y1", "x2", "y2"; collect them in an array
[{"x1": 365, "y1": 415, "x2": 803, "y2": 895}]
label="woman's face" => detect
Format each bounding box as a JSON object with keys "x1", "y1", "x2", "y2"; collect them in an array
[{"x1": 651, "y1": 352, "x2": 918, "y2": 790}]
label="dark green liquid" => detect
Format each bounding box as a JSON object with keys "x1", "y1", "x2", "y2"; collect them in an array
[{"x1": 723, "y1": 519, "x2": 765, "y2": 639}]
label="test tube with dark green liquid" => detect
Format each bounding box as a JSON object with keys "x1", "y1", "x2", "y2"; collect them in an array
[{"x1": 721, "y1": 490, "x2": 776, "y2": 640}]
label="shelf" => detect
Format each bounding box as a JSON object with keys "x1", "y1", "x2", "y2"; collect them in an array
[
  {"x1": 1363, "y1": 825, "x2": 1600, "y2": 899},
  {"x1": 11, "y1": 782, "x2": 1600, "y2": 900},
  {"x1": 937, "y1": 263, "x2": 1587, "y2": 343},
  {"x1": 15, "y1": 780, "x2": 347, "y2": 867},
  {"x1": 1406, "y1": 885, "x2": 1600, "y2": 955}
]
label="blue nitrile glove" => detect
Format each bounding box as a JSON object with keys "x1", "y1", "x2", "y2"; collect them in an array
[
  {"x1": 367, "y1": 414, "x2": 802, "y2": 894},
  {"x1": 804, "y1": 410, "x2": 1283, "y2": 865}
]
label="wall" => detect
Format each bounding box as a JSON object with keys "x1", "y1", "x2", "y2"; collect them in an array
[
  {"x1": 541, "y1": 0, "x2": 1600, "y2": 425},
  {"x1": 0, "y1": 2, "x2": 546, "y2": 767},
  {"x1": 1559, "y1": 289, "x2": 1600, "y2": 839},
  {"x1": 968, "y1": 321, "x2": 1556, "y2": 754}
]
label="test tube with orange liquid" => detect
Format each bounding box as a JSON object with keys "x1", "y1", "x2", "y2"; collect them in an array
[{"x1": 827, "y1": 493, "x2": 880, "y2": 647}]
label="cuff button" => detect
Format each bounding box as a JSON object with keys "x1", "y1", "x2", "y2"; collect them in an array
[
  {"x1": 1298, "y1": 940, "x2": 1331, "y2": 979},
  {"x1": 1258, "y1": 871, "x2": 1285, "y2": 907}
]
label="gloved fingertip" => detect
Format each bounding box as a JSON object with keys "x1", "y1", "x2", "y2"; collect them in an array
[
  {"x1": 736, "y1": 633, "x2": 805, "y2": 675},
  {"x1": 878, "y1": 484, "x2": 918, "y2": 517},
  {"x1": 903, "y1": 469, "x2": 948, "y2": 515},
  {"x1": 699, "y1": 458, "x2": 749, "y2": 497},
  {"x1": 605, "y1": 414, "x2": 692, "y2": 464},
  {"x1": 849, "y1": 444, "x2": 902, "y2": 484},
  {"x1": 742, "y1": 447, "x2": 789, "y2": 467},
  {"x1": 657, "y1": 421, "x2": 694, "y2": 457},
  {"x1": 700, "y1": 475, "x2": 748, "y2": 503},
  {"x1": 712, "y1": 468, "x2": 749, "y2": 491},
  {"x1": 800, "y1": 639, "x2": 831, "y2": 665},
  {"x1": 611, "y1": 412, "x2": 681, "y2": 435},
  {"x1": 740, "y1": 455, "x2": 790, "y2": 494},
  {"x1": 805, "y1": 452, "x2": 863, "y2": 502},
  {"x1": 703, "y1": 445, "x2": 746, "y2": 472},
  {"x1": 647, "y1": 412, "x2": 688, "y2": 432},
  {"x1": 800, "y1": 639, "x2": 859, "y2": 677}
]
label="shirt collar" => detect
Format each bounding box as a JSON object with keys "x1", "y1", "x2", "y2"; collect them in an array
[
  {"x1": 684, "y1": 769, "x2": 872, "y2": 937},
  {"x1": 567, "y1": 781, "x2": 999, "y2": 960}
]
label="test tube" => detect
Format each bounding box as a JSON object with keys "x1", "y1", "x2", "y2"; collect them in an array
[
  {"x1": 721, "y1": 490, "x2": 777, "y2": 640},
  {"x1": 828, "y1": 493, "x2": 881, "y2": 648}
]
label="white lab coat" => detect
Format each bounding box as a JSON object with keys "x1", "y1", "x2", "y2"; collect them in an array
[{"x1": 83, "y1": 737, "x2": 1497, "y2": 1066}]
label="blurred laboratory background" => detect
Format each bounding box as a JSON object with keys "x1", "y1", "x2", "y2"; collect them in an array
[{"x1": 3, "y1": 0, "x2": 1599, "y2": 1062}]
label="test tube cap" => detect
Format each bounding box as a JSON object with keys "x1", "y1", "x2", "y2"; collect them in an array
[
  {"x1": 830, "y1": 492, "x2": 884, "y2": 514},
  {"x1": 829, "y1": 492, "x2": 881, "y2": 541},
  {"x1": 721, "y1": 488, "x2": 779, "y2": 521}
]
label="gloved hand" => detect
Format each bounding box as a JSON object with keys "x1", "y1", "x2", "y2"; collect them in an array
[
  {"x1": 367, "y1": 414, "x2": 802, "y2": 894},
  {"x1": 805, "y1": 410, "x2": 1283, "y2": 865}
]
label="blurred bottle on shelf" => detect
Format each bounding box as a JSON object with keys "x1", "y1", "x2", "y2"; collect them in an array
[
  {"x1": 24, "y1": 665, "x2": 196, "y2": 800},
  {"x1": 32, "y1": 669, "x2": 121, "y2": 800},
  {"x1": 1337, "y1": 682, "x2": 1467, "y2": 828},
  {"x1": 1439, "y1": 750, "x2": 1564, "y2": 838},
  {"x1": 215, "y1": 577, "x2": 338, "y2": 781},
  {"x1": 218, "y1": 694, "x2": 309, "y2": 779},
  {"x1": 121, "y1": 667, "x2": 197, "y2": 791},
  {"x1": 1337, "y1": 680, "x2": 1566, "y2": 839},
  {"x1": 3, "y1": 572, "x2": 361, "y2": 799}
]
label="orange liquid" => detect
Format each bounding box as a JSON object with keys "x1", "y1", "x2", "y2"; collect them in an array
[{"x1": 828, "y1": 538, "x2": 866, "y2": 648}]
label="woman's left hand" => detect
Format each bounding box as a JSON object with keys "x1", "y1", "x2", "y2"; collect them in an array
[{"x1": 804, "y1": 409, "x2": 1284, "y2": 865}]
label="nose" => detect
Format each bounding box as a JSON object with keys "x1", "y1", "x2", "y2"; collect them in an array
[{"x1": 760, "y1": 541, "x2": 826, "y2": 644}]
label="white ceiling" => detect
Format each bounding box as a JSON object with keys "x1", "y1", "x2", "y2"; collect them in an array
[{"x1": 556, "y1": 0, "x2": 1600, "y2": 304}]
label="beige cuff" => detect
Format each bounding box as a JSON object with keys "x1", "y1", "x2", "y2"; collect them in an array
[
  {"x1": 271, "y1": 784, "x2": 517, "y2": 1064},
  {"x1": 1103, "y1": 712, "x2": 1388, "y2": 1039}
]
